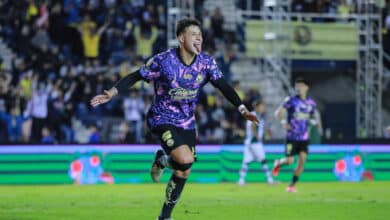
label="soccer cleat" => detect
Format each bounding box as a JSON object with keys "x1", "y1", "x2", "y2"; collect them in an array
[
  {"x1": 150, "y1": 149, "x2": 165, "y2": 183},
  {"x1": 272, "y1": 160, "x2": 280, "y2": 176},
  {"x1": 237, "y1": 179, "x2": 245, "y2": 186},
  {"x1": 156, "y1": 217, "x2": 173, "y2": 220},
  {"x1": 286, "y1": 185, "x2": 297, "y2": 193}
]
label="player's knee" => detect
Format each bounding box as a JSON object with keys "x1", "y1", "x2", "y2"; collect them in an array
[
  {"x1": 173, "y1": 153, "x2": 194, "y2": 164},
  {"x1": 170, "y1": 158, "x2": 193, "y2": 171},
  {"x1": 287, "y1": 157, "x2": 294, "y2": 164}
]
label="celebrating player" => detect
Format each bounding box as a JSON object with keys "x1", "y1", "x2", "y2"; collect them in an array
[
  {"x1": 272, "y1": 77, "x2": 318, "y2": 193},
  {"x1": 90, "y1": 18, "x2": 258, "y2": 220},
  {"x1": 238, "y1": 98, "x2": 274, "y2": 185}
]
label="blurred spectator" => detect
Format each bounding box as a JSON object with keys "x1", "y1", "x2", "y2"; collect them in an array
[
  {"x1": 48, "y1": 3, "x2": 67, "y2": 47},
  {"x1": 41, "y1": 126, "x2": 56, "y2": 144},
  {"x1": 60, "y1": 102, "x2": 75, "y2": 144},
  {"x1": 88, "y1": 124, "x2": 101, "y2": 144},
  {"x1": 338, "y1": 0, "x2": 351, "y2": 21},
  {"x1": 385, "y1": 126, "x2": 390, "y2": 138},
  {"x1": 26, "y1": 0, "x2": 39, "y2": 22},
  {"x1": 208, "y1": 98, "x2": 229, "y2": 144},
  {"x1": 77, "y1": 17, "x2": 109, "y2": 61},
  {"x1": 0, "y1": 75, "x2": 11, "y2": 143},
  {"x1": 123, "y1": 90, "x2": 145, "y2": 143},
  {"x1": 118, "y1": 121, "x2": 135, "y2": 144},
  {"x1": 156, "y1": 5, "x2": 167, "y2": 29},
  {"x1": 134, "y1": 23, "x2": 158, "y2": 59},
  {"x1": 24, "y1": 77, "x2": 49, "y2": 143},
  {"x1": 31, "y1": 26, "x2": 52, "y2": 50},
  {"x1": 211, "y1": 7, "x2": 224, "y2": 40},
  {"x1": 215, "y1": 44, "x2": 237, "y2": 83},
  {"x1": 195, "y1": 104, "x2": 211, "y2": 143},
  {"x1": 64, "y1": 0, "x2": 82, "y2": 24}
]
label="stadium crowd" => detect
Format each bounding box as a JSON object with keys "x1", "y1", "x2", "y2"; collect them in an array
[
  {"x1": 0, "y1": 0, "x2": 255, "y2": 144},
  {"x1": 0, "y1": 0, "x2": 389, "y2": 144}
]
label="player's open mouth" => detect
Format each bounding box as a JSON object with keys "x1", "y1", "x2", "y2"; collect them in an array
[{"x1": 194, "y1": 43, "x2": 201, "y2": 53}]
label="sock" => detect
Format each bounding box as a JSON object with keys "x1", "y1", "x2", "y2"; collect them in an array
[
  {"x1": 261, "y1": 160, "x2": 273, "y2": 182},
  {"x1": 239, "y1": 163, "x2": 248, "y2": 181},
  {"x1": 290, "y1": 175, "x2": 299, "y2": 186},
  {"x1": 159, "y1": 174, "x2": 187, "y2": 219},
  {"x1": 158, "y1": 155, "x2": 172, "y2": 169}
]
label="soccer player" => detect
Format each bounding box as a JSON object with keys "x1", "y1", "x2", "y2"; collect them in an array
[
  {"x1": 272, "y1": 77, "x2": 318, "y2": 193},
  {"x1": 238, "y1": 98, "x2": 274, "y2": 185},
  {"x1": 90, "y1": 18, "x2": 258, "y2": 220}
]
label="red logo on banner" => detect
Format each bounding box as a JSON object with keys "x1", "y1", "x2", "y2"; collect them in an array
[
  {"x1": 71, "y1": 160, "x2": 83, "y2": 173},
  {"x1": 90, "y1": 156, "x2": 100, "y2": 167},
  {"x1": 353, "y1": 155, "x2": 362, "y2": 165},
  {"x1": 335, "y1": 159, "x2": 347, "y2": 173}
]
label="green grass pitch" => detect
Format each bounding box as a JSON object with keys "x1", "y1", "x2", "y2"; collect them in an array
[{"x1": 0, "y1": 182, "x2": 388, "y2": 220}]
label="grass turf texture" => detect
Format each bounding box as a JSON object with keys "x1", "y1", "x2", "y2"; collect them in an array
[{"x1": 0, "y1": 182, "x2": 388, "y2": 220}]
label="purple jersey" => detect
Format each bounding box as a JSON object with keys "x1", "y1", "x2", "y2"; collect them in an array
[
  {"x1": 140, "y1": 48, "x2": 223, "y2": 130},
  {"x1": 283, "y1": 95, "x2": 316, "y2": 141}
]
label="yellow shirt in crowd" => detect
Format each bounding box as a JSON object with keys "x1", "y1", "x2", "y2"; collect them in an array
[{"x1": 82, "y1": 31, "x2": 100, "y2": 58}]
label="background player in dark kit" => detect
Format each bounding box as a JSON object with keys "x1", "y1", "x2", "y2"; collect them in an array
[{"x1": 272, "y1": 77, "x2": 319, "y2": 193}]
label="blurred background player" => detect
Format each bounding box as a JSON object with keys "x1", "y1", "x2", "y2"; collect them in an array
[
  {"x1": 272, "y1": 77, "x2": 318, "y2": 193},
  {"x1": 238, "y1": 98, "x2": 274, "y2": 185},
  {"x1": 90, "y1": 18, "x2": 259, "y2": 220}
]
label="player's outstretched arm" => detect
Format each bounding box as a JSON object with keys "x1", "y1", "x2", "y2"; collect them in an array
[
  {"x1": 274, "y1": 105, "x2": 286, "y2": 121},
  {"x1": 90, "y1": 70, "x2": 143, "y2": 107},
  {"x1": 211, "y1": 78, "x2": 259, "y2": 125},
  {"x1": 90, "y1": 88, "x2": 117, "y2": 107}
]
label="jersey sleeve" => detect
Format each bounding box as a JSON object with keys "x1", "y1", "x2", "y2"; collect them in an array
[
  {"x1": 139, "y1": 56, "x2": 161, "y2": 81},
  {"x1": 310, "y1": 99, "x2": 317, "y2": 116},
  {"x1": 282, "y1": 96, "x2": 293, "y2": 109},
  {"x1": 207, "y1": 57, "x2": 223, "y2": 82}
]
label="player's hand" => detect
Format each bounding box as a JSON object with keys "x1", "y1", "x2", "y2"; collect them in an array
[
  {"x1": 238, "y1": 105, "x2": 260, "y2": 125},
  {"x1": 243, "y1": 111, "x2": 260, "y2": 125},
  {"x1": 90, "y1": 90, "x2": 115, "y2": 107}
]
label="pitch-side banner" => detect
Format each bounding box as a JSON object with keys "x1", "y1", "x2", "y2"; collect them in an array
[{"x1": 245, "y1": 20, "x2": 358, "y2": 60}]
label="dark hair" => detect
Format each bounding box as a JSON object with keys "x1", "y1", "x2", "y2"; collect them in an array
[
  {"x1": 252, "y1": 98, "x2": 263, "y2": 107},
  {"x1": 294, "y1": 77, "x2": 309, "y2": 85},
  {"x1": 176, "y1": 18, "x2": 201, "y2": 37}
]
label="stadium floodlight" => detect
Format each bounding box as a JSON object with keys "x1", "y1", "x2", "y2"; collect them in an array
[
  {"x1": 264, "y1": 32, "x2": 277, "y2": 40},
  {"x1": 168, "y1": 7, "x2": 180, "y2": 15},
  {"x1": 264, "y1": 0, "x2": 276, "y2": 7}
]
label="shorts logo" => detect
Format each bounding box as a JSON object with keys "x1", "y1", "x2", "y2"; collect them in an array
[
  {"x1": 162, "y1": 131, "x2": 174, "y2": 147},
  {"x1": 166, "y1": 139, "x2": 175, "y2": 147}
]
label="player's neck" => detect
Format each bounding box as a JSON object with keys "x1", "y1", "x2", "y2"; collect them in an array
[
  {"x1": 178, "y1": 47, "x2": 196, "y2": 66},
  {"x1": 299, "y1": 94, "x2": 307, "y2": 100}
]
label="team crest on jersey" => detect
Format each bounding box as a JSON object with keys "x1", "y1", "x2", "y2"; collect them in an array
[{"x1": 196, "y1": 74, "x2": 203, "y2": 83}]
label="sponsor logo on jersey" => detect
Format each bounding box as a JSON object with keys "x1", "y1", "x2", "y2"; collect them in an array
[{"x1": 168, "y1": 87, "x2": 197, "y2": 100}]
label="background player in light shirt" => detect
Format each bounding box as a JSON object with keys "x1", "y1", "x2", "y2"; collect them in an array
[
  {"x1": 90, "y1": 18, "x2": 259, "y2": 220},
  {"x1": 238, "y1": 98, "x2": 274, "y2": 185},
  {"x1": 272, "y1": 77, "x2": 319, "y2": 193}
]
